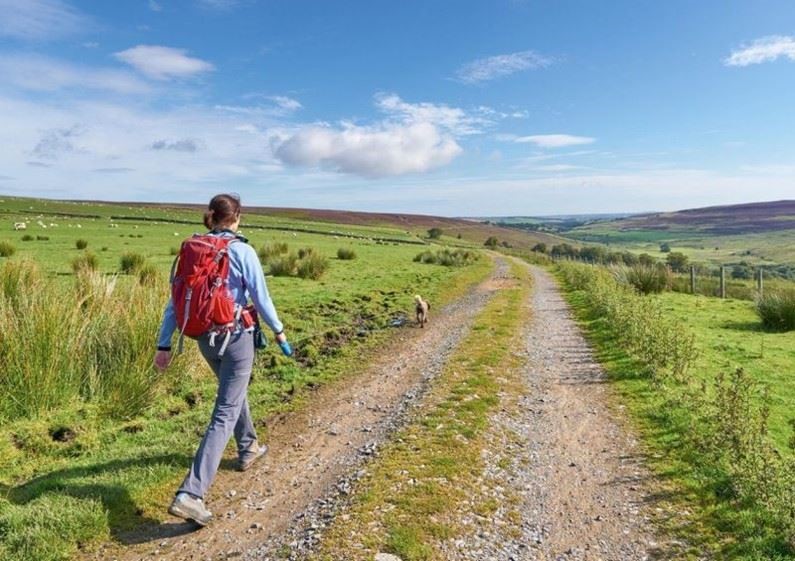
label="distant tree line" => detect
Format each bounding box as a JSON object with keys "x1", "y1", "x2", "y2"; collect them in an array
[{"x1": 530, "y1": 242, "x2": 795, "y2": 280}]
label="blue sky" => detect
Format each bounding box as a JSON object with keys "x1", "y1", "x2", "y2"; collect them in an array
[{"x1": 0, "y1": 0, "x2": 794, "y2": 216}]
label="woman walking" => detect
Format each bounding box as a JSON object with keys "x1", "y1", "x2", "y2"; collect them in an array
[{"x1": 154, "y1": 193, "x2": 292, "y2": 526}]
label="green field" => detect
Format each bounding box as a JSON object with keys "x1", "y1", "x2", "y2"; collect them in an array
[
  {"x1": 0, "y1": 197, "x2": 492, "y2": 561},
  {"x1": 657, "y1": 293, "x2": 795, "y2": 450}
]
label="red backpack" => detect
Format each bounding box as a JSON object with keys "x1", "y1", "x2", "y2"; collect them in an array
[{"x1": 171, "y1": 234, "x2": 238, "y2": 351}]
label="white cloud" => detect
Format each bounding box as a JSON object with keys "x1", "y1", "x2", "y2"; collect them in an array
[
  {"x1": 456, "y1": 50, "x2": 552, "y2": 84},
  {"x1": 272, "y1": 121, "x2": 461, "y2": 178},
  {"x1": 114, "y1": 45, "x2": 214, "y2": 80},
  {"x1": 269, "y1": 95, "x2": 302, "y2": 112},
  {"x1": 513, "y1": 134, "x2": 596, "y2": 148},
  {"x1": 375, "y1": 92, "x2": 489, "y2": 135},
  {"x1": 270, "y1": 93, "x2": 488, "y2": 177},
  {"x1": 149, "y1": 0, "x2": 163, "y2": 12},
  {"x1": 0, "y1": 53, "x2": 150, "y2": 94},
  {"x1": 0, "y1": 0, "x2": 87, "y2": 40},
  {"x1": 724, "y1": 35, "x2": 795, "y2": 66}
]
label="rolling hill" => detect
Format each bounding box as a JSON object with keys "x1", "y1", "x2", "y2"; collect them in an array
[
  {"x1": 574, "y1": 200, "x2": 795, "y2": 236},
  {"x1": 566, "y1": 199, "x2": 795, "y2": 266}
]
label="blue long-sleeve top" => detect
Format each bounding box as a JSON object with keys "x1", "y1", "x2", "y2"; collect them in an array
[{"x1": 157, "y1": 230, "x2": 284, "y2": 349}]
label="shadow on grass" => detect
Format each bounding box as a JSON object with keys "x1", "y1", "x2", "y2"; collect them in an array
[
  {"x1": 721, "y1": 319, "x2": 764, "y2": 332},
  {"x1": 1, "y1": 453, "x2": 202, "y2": 545}
]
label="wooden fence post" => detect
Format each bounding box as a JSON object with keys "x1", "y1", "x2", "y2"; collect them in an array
[
  {"x1": 720, "y1": 266, "x2": 726, "y2": 299},
  {"x1": 690, "y1": 265, "x2": 696, "y2": 294},
  {"x1": 758, "y1": 268, "x2": 764, "y2": 297}
]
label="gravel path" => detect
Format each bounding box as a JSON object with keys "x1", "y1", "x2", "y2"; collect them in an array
[
  {"x1": 445, "y1": 263, "x2": 666, "y2": 561},
  {"x1": 94, "y1": 259, "x2": 507, "y2": 561}
]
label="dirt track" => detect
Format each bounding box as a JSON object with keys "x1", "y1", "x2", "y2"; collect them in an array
[
  {"x1": 442, "y1": 264, "x2": 665, "y2": 561},
  {"x1": 93, "y1": 259, "x2": 508, "y2": 561},
  {"x1": 94, "y1": 260, "x2": 668, "y2": 561}
]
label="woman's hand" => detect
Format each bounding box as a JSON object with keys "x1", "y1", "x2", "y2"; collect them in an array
[
  {"x1": 154, "y1": 350, "x2": 172, "y2": 371},
  {"x1": 275, "y1": 331, "x2": 293, "y2": 357}
]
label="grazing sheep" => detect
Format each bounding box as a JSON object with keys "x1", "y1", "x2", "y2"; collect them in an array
[
  {"x1": 13, "y1": 222, "x2": 26, "y2": 230},
  {"x1": 414, "y1": 295, "x2": 430, "y2": 328}
]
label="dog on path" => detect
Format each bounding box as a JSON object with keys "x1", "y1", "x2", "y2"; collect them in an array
[{"x1": 414, "y1": 295, "x2": 430, "y2": 328}]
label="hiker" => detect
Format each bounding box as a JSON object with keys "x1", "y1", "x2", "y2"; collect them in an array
[{"x1": 153, "y1": 193, "x2": 293, "y2": 526}]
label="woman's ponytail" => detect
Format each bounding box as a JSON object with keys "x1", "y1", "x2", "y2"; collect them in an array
[{"x1": 204, "y1": 194, "x2": 241, "y2": 230}]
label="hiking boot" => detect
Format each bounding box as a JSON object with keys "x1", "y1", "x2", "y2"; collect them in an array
[
  {"x1": 168, "y1": 492, "x2": 213, "y2": 526},
  {"x1": 237, "y1": 442, "x2": 268, "y2": 472}
]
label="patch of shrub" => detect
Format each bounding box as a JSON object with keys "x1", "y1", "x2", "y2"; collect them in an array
[
  {"x1": 136, "y1": 262, "x2": 160, "y2": 286},
  {"x1": 258, "y1": 241, "x2": 289, "y2": 262},
  {"x1": 337, "y1": 248, "x2": 356, "y2": 260},
  {"x1": 75, "y1": 239, "x2": 88, "y2": 250},
  {"x1": 297, "y1": 247, "x2": 315, "y2": 259},
  {"x1": 120, "y1": 252, "x2": 146, "y2": 274},
  {"x1": 21, "y1": 234, "x2": 33, "y2": 242},
  {"x1": 0, "y1": 241, "x2": 16, "y2": 257},
  {"x1": 170, "y1": 246, "x2": 179, "y2": 256},
  {"x1": 558, "y1": 261, "x2": 696, "y2": 381},
  {"x1": 755, "y1": 291, "x2": 795, "y2": 332},
  {"x1": 612, "y1": 264, "x2": 671, "y2": 295},
  {"x1": 414, "y1": 249, "x2": 479, "y2": 267},
  {"x1": 268, "y1": 253, "x2": 298, "y2": 277},
  {"x1": 297, "y1": 252, "x2": 329, "y2": 280},
  {"x1": 36, "y1": 235, "x2": 49, "y2": 241},
  {"x1": 71, "y1": 252, "x2": 98, "y2": 273}
]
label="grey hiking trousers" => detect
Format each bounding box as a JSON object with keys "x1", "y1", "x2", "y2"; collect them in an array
[{"x1": 179, "y1": 330, "x2": 257, "y2": 499}]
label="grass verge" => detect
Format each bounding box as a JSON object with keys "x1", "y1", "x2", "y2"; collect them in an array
[
  {"x1": 559, "y1": 273, "x2": 795, "y2": 559},
  {"x1": 310, "y1": 260, "x2": 530, "y2": 561}
]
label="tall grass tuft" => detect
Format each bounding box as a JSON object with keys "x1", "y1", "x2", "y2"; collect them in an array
[
  {"x1": 0, "y1": 260, "x2": 184, "y2": 420},
  {"x1": 413, "y1": 248, "x2": 479, "y2": 267},
  {"x1": 297, "y1": 252, "x2": 329, "y2": 280},
  {"x1": 611, "y1": 264, "x2": 671, "y2": 294},
  {"x1": 258, "y1": 241, "x2": 289, "y2": 262},
  {"x1": 755, "y1": 291, "x2": 795, "y2": 331},
  {"x1": 264, "y1": 247, "x2": 329, "y2": 280},
  {"x1": 71, "y1": 252, "x2": 98, "y2": 273},
  {"x1": 75, "y1": 239, "x2": 88, "y2": 250},
  {"x1": 119, "y1": 252, "x2": 145, "y2": 274},
  {"x1": 297, "y1": 247, "x2": 315, "y2": 259},
  {"x1": 268, "y1": 253, "x2": 298, "y2": 276},
  {"x1": 337, "y1": 247, "x2": 356, "y2": 260},
  {"x1": 136, "y1": 262, "x2": 160, "y2": 286},
  {"x1": 0, "y1": 241, "x2": 15, "y2": 257}
]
